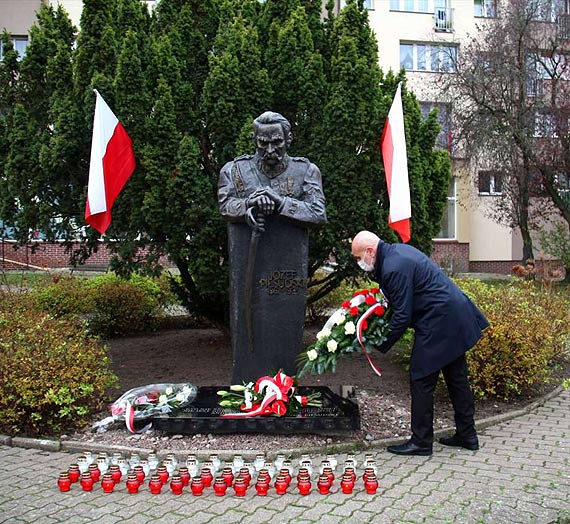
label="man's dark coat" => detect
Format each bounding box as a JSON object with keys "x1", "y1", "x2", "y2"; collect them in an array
[{"x1": 373, "y1": 241, "x2": 489, "y2": 379}]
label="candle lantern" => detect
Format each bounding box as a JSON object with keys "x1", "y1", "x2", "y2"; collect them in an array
[
  {"x1": 80, "y1": 472, "x2": 94, "y2": 492},
  {"x1": 238, "y1": 467, "x2": 251, "y2": 487},
  {"x1": 57, "y1": 472, "x2": 72, "y2": 492},
  {"x1": 67, "y1": 464, "x2": 81, "y2": 484},
  {"x1": 274, "y1": 475, "x2": 288, "y2": 495},
  {"x1": 88, "y1": 463, "x2": 101, "y2": 482},
  {"x1": 317, "y1": 474, "x2": 331, "y2": 495},
  {"x1": 178, "y1": 466, "x2": 191, "y2": 487},
  {"x1": 200, "y1": 467, "x2": 213, "y2": 487},
  {"x1": 101, "y1": 473, "x2": 115, "y2": 493},
  {"x1": 364, "y1": 474, "x2": 379, "y2": 494},
  {"x1": 254, "y1": 477, "x2": 269, "y2": 496},
  {"x1": 190, "y1": 476, "x2": 204, "y2": 496},
  {"x1": 233, "y1": 477, "x2": 247, "y2": 497},
  {"x1": 109, "y1": 465, "x2": 122, "y2": 484},
  {"x1": 297, "y1": 474, "x2": 311, "y2": 496},
  {"x1": 213, "y1": 477, "x2": 228, "y2": 497},
  {"x1": 126, "y1": 474, "x2": 140, "y2": 494},
  {"x1": 157, "y1": 465, "x2": 169, "y2": 485},
  {"x1": 149, "y1": 475, "x2": 163, "y2": 495},
  {"x1": 221, "y1": 467, "x2": 234, "y2": 486},
  {"x1": 170, "y1": 475, "x2": 184, "y2": 495},
  {"x1": 340, "y1": 473, "x2": 355, "y2": 494}
]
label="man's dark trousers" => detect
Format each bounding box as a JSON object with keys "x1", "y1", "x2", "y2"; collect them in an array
[{"x1": 410, "y1": 354, "x2": 476, "y2": 447}]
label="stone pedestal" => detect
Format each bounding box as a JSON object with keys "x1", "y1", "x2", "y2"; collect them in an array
[{"x1": 228, "y1": 214, "x2": 308, "y2": 383}]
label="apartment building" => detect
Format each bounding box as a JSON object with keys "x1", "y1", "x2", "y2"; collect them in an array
[{"x1": 1, "y1": 0, "x2": 565, "y2": 273}]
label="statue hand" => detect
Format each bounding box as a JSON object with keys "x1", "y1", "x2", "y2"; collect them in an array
[
  {"x1": 256, "y1": 187, "x2": 284, "y2": 209},
  {"x1": 246, "y1": 194, "x2": 275, "y2": 215}
]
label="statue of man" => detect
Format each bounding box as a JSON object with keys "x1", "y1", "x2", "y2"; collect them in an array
[{"x1": 218, "y1": 111, "x2": 327, "y2": 383}]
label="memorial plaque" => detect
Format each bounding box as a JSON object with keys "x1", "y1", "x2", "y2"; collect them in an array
[{"x1": 152, "y1": 386, "x2": 360, "y2": 435}]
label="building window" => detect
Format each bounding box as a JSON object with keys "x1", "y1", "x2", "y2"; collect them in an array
[
  {"x1": 420, "y1": 102, "x2": 453, "y2": 153},
  {"x1": 390, "y1": 0, "x2": 433, "y2": 13},
  {"x1": 474, "y1": 0, "x2": 497, "y2": 17},
  {"x1": 436, "y1": 177, "x2": 456, "y2": 239},
  {"x1": 340, "y1": 0, "x2": 373, "y2": 9},
  {"x1": 533, "y1": 112, "x2": 559, "y2": 137},
  {"x1": 0, "y1": 36, "x2": 29, "y2": 61},
  {"x1": 526, "y1": 0, "x2": 564, "y2": 22},
  {"x1": 400, "y1": 42, "x2": 457, "y2": 72},
  {"x1": 478, "y1": 171, "x2": 503, "y2": 195}
]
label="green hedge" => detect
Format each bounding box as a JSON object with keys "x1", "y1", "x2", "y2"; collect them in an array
[
  {"x1": 29, "y1": 273, "x2": 175, "y2": 337},
  {"x1": 0, "y1": 291, "x2": 118, "y2": 436}
]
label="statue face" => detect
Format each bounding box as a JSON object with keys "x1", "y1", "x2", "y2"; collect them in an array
[{"x1": 255, "y1": 123, "x2": 287, "y2": 167}]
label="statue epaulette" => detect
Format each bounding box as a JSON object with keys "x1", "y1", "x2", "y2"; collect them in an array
[
  {"x1": 234, "y1": 154, "x2": 253, "y2": 162},
  {"x1": 291, "y1": 156, "x2": 310, "y2": 164}
]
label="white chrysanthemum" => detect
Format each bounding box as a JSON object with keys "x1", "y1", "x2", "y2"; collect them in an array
[
  {"x1": 307, "y1": 349, "x2": 319, "y2": 361},
  {"x1": 344, "y1": 321, "x2": 356, "y2": 335},
  {"x1": 165, "y1": 387, "x2": 174, "y2": 396},
  {"x1": 327, "y1": 339, "x2": 338, "y2": 353},
  {"x1": 316, "y1": 328, "x2": 331, "y2": 341},
  {"x1": 330, "y1": 311, "x2": 346, "y2": 326},
  {"x1": 175, "y1": 392, "x2": 185, "y2": 402},
  {"x1": 158, "y1": 394, "x2": 168, "y2": 405}
]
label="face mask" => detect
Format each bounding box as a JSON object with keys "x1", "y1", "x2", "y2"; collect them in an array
[{"x1": 358, "y1": 252, "x2": 374, "y2": 272}]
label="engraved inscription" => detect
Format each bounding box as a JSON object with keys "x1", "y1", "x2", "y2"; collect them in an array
[{"x1": 259, "y1": 270, "x2": 307, "y2": 295}]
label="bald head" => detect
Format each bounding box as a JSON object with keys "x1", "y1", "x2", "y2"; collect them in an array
[
  {"x1": 351, "y1": 231, "x2": 380, "y2": 272},
  {"x1": 351, "y1": 231, "x2": 380, "y2": 258}
]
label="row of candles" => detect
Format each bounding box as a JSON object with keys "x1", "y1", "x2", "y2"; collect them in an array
[{"x1": 57, "y1": 451, "x2": 380, "y2": 496}]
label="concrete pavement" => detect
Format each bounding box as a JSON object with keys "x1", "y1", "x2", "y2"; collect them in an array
[{"x1": 1, "y1": 390, "x2": 569, "y2": 524}]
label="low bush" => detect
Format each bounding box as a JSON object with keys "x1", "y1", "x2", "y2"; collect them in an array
[
  {"x1": 88, "y1": 278, "x2": 163, "y2": 337},
  {"x1": 30, "y1": 273, "x2": 175, "y2": 338},
  {"x1": 0, "y1": 291, "x2": 117, "y2": 436},
  {"x1": 30, "y1": 275, "x2": 92, "y2": 318},
  {"x1": 458, "y1": 279, "x2": 570, "y2": 400}
]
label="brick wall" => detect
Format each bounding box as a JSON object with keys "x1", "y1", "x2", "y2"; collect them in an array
[
  {"x1": 432, "y1": 241, "x2": 470, "y2": 273},
  {"x1": 470, "y1": 259, "x2": 565, "y2": 278},
  {"x1": 0, "y1": 240, "x2": 173, "y2": 270}
]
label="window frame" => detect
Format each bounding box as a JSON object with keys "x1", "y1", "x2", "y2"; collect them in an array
[
  {"x1": 435, "y1": 177, "x2": 457, "y2": 240},
  {"x1": 400, "y1": 42, "x2": 458, "y2": 73},
  {"x1": 478, "y1": 170, "x2": 504, "y2": 195}
]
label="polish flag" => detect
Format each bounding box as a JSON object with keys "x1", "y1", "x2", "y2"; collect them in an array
[
  {"x1": 380, "y1": 82, "x2": 411, "y2": 243},
  {"x1": 85, "y1": 90, "x2": 135, "y2": 235}
]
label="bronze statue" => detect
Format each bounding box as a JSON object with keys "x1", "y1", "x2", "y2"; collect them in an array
[{"x1": 218, "y1": 111, "x2": 327, "y2": 382}]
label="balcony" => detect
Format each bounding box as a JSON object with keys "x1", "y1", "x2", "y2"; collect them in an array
[{"x1": 434, "y1": 7, "x2": 453, "y2": 33}]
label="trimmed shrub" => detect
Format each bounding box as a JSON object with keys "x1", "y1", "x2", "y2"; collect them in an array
[
  {"x1": 0, "y1": 291, "x2": 118, "y2": 436},
  {"x1": 457, "y1": 279, "x2": 570, "y2": 400},
  {"x1": 88, "y1": 279, "x2": 163, "y2": 338},
  {"x1": 30, "y1": 273, "x2": 175, "y2": 338},
  {"x1": 29, "y1": 275, "x2": 92, "y2": 318}
]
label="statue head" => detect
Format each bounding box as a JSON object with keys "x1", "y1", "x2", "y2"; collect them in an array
[{"x1": 252, "y1": 111, "x2": 293, "y2": 169}]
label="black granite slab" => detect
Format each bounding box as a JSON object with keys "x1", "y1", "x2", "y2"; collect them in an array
[{"x1": 151, "y1": 386, "x2": 360, "y2": 435}]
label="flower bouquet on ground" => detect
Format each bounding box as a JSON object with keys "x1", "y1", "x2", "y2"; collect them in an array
[
  {"x1": 298, "y1": 287, "x2": 391, "y2": 377},
  {"x1": 217, "y1": 371, "x2": 321, "y2": 418},
  {"x1": 93, "y1": 383, "x2": 198, "y2": 433}
]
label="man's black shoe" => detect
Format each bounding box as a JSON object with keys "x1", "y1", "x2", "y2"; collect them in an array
[
  {"x1": 439, "y1": 434, "x2": 479, "y2": 451},
  {"x1": 387, "y1": 441, "x2": 432, "y2": 456}
]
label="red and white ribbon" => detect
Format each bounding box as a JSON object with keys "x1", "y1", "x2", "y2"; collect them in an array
[
  {"x1": 222, "y1": 372, "x2": 296, "y2": 418},
  {"x1": 355, "y1": 303, "x2": 384, "y2": 377}
]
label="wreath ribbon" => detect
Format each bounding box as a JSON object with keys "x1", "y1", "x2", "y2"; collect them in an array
[{"x1": 222, "y1": 372, "x2": 296, "y2": 418}]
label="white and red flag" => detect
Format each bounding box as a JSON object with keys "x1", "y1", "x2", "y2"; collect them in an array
[
  {"x1": 85, "y1": 89, "x2": 135, "y2": 235},
  {"x1": 380, "y1": 82, "x2": 411, "y2": 243}
]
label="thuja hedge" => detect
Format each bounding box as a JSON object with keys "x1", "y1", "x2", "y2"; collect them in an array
[
  {"x1": 30, "y1": 273, "x2": 173, "y2": 337},
  {"x1": 0, "y1": 291, "x2": 118, "y2": 436},
  {"x1": 458, "y1": 279, "x2": 570, "y2": 400}
]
